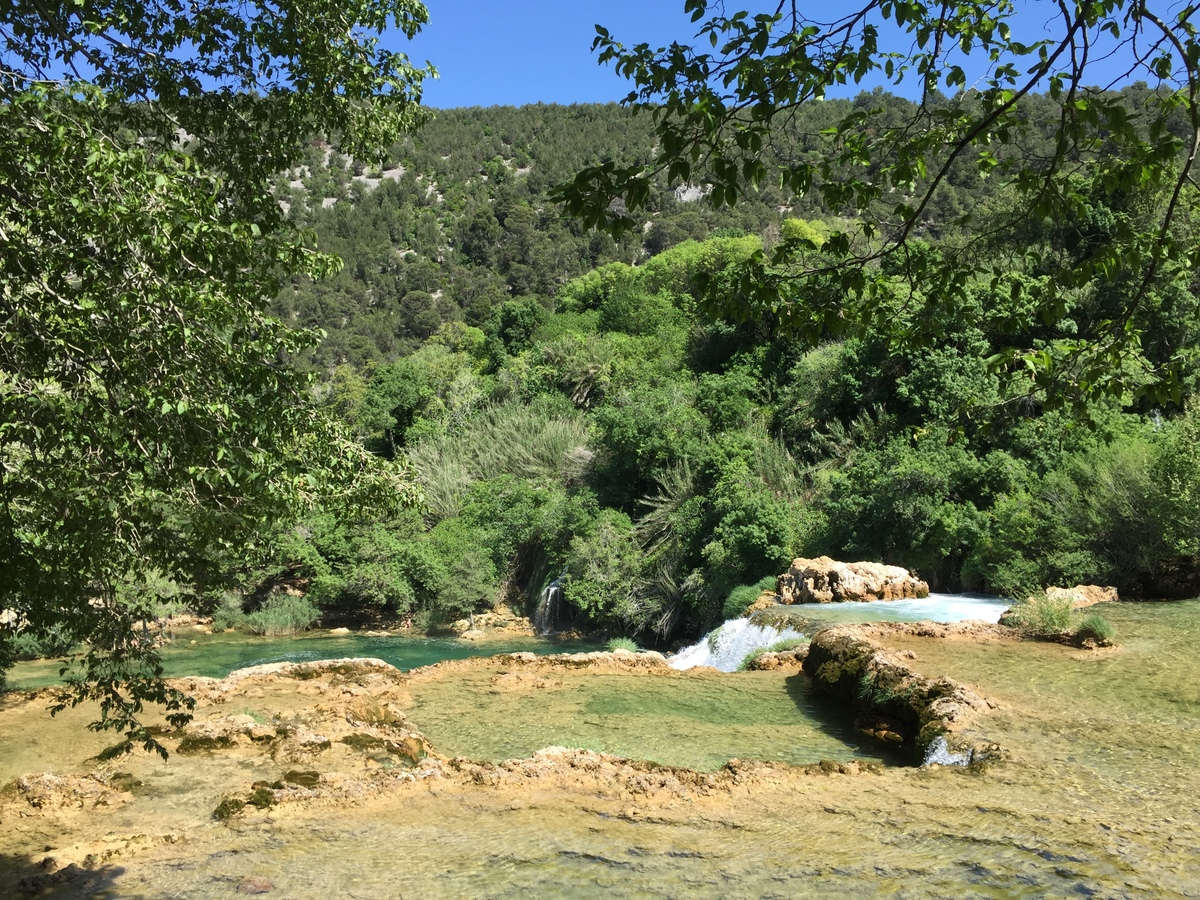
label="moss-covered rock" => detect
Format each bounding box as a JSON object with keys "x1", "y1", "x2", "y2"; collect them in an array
[{"x1": 803, "y1": 625, "x2": 994, "y2": 764}]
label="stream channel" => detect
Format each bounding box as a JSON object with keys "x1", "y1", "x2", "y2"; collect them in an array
[{"x1": 1, "y1": 597, "x2": 1198, "y2": 897}]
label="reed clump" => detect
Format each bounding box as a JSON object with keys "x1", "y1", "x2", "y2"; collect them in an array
[{"x1": 1002, "y1": 592, "x2": 1115, "y2": 646}]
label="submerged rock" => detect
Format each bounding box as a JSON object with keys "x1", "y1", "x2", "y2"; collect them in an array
[
  {"x1": 237, "y1": 875, "x2": 274, "y2": 894},
  {"x1": 777, "y1": 557, "x2": 929, "y2": 604}
]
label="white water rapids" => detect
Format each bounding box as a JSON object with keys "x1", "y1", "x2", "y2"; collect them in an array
[
  {"x1": 669, "y1": 618, "x2": 808, "y2": 672},
  {"x1": 669, "y1": 593, "x2": 1010, "y2": 672}
]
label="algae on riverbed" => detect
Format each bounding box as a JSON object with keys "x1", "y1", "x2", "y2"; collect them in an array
[{"x1": 1, "y1": 603, "x2": 1199, "y2": 898}]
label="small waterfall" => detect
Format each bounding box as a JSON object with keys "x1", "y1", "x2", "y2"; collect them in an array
[
  {"x1": 669, "y1": 618, "x2": 808, "y2": 672},
  {"x1": 922, "y1": 734, "x2": 972, "y2": 767},
  {"x1": 533, "y1": 577, "x2": 565, "y2": 635}
]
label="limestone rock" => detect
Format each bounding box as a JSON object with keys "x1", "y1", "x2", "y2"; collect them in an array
[
  {"x1": 1046, "y1": 584, "x2": 1118, "y2": 609},
  {"x1": 802, "y1": 624, "x2": 993, "y2": 764},
  {"x1": 777, "y1": 557, "x2": 929, "y2": 604},
  {"x1": 449, "y1": 607, "x2": 537, "y2": 637}
]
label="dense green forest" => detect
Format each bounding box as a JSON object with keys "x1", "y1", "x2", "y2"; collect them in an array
[{"x1": 174, "y1": 93, "x2": 1200, "y2": 645}]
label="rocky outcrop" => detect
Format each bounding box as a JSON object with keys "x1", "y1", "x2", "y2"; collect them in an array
[
  {"x1": 743, "y1": 644, "x2": 808, "y2": 671},
  {"x1": 777, "y1": 557, "x2": 929, "y2": 604},
  {"x1": 1, "y1": 773, "x2": 135, "y2": 814},
  {"x1": 1046, "y1": 584, "x2": 1118, "y2": 609},
  {"x1": 802, "y1": 625, "x2": 1000, "y2": 765},
  {"x1": 449, "y1": 605, "x2": 537, "y2": 638}
]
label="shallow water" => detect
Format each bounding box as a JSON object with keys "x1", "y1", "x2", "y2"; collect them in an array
[
  {"x1": 4, "y1": 629, "x2": 602, "y2": 690},
  {"x1": 3, "y1": 601, "x2": 1200, "y2": 898},
  {"x1": 404, "y1": 665, "x2": 898, "y2": 770}
]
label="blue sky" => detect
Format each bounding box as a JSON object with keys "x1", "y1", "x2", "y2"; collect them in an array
[
  {"x1": 398, "y1": 2, "x2": 710, "y2": 108},
  {"x1": 396, "y1": 2, "x2": 1155, "y2": 110}
]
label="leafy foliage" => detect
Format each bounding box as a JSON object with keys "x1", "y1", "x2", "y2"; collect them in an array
[
  {"x1": 0, "y1": 2, "x2": 429, "y2": 752},
  {"x1": 245, "y1": 595, "x2": 322, "y2": 637},
  {"x1": 557, "y1": 1, "x2": 1200, "y2": 407}
]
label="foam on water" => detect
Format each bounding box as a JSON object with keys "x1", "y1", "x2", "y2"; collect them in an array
[
  {"x1": 669, "y1": 593, "x2": 1010, "y2": 672},
  {"x1": 796, "y1": 592, "x2": 1011, "y2": 625},
  {"x1": 669, "y1": 618, "x2": 807, "y2": 672}
]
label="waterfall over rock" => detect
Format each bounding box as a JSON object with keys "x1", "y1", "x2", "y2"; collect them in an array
[
  {"x1": 922, "y1": 734, "x2": 973, "y2": 767},
  {"x1": 669, "y1": 618, "x2": 808, "y2": 672},
  {"x1": 533, "y1": 577, "x2": 564, "y2": 635}
]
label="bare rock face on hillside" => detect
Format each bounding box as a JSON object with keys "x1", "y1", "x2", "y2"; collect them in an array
[
  {"x1": 1046, "y1": 584, "x2": 1119, "y2": 609},
  {"x1": 777, "y1": 557, "x2": 929, "y2": 604}
]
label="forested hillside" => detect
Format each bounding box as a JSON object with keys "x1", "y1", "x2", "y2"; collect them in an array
[
  {"x1": 186, "y1": 93, "x2": 1200, "y2": 645},
  {"x1": 270, "y1": 102, "x2": 788, "y2": 368}
]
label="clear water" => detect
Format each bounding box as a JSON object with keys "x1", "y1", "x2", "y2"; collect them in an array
[
  {"x1": 3, "y1": 601, "x2": 1199, "y2": 898},
  {"x1": 403, "y1": 665, "x2": 898, "y2": 770},
  {"x1": 4, "y1": 630, "x2": 603, "y2": 690}
]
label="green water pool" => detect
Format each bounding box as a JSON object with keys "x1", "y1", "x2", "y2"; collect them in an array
[
  {"x1": 402, "y1": 665, "x2": 902, "y2": 770},
  {"x1": 4, "y1": 629, "x2": 604, "y2": 690}
]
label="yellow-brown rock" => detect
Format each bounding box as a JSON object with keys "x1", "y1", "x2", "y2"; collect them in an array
[
  {"x1": 777, "y1": 557, "x2": 929, "y2": 604},
  {"x1": 1046, "y1": 584, "x2": 1119, "y2": 609}
]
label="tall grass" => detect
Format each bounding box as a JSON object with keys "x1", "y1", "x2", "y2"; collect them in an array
[
  {"x1": 1075, "y1": 611, "x2": 1116, "y2": 644},
  {"x1": 722, "y1": 575, "x2": 779, "y2": 620},
  {"x1": 606, "y1": 636, "x2": 639, "y2": 652},
  {"x1": 245, "y1": 594, "x2": 321, "y2": 637},
  {"x1": 1004, "y1": 592, "x2": 1116, "y2": 644},
  {"x1": 1003, "y1": 592, "x2": 1073, "y2": 636}
]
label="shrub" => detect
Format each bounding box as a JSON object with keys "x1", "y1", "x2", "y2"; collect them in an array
[
  {"x1": 244, "y1": 594, "x2": 321, "y2": 637},
  {"x1": 564, "y1": 509, "x2": 647, "y2": 629},
  {"x1": 1002, "y1": 592, "x2": 1074, "y2": 636},
  {"x1": 9, "y1": 623, "x2": 78, "y2": 660},
  {"x1": 1074, "y1": 612, "x2": 1115, "y2": 644},
  {"x1": 211, "y1": 591, "x2": 248, "y2": 631},
  {"x1": 721, "y1": 575, "x2": 779, "y2": 620},
  {"x1": 606, "y1": 637, "x2": 639, "y2": 653}
]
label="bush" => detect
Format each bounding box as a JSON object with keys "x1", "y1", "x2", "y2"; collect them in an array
[
  {"x1": 1075, "y1": 612, "x2": 1115, "y2": 644},
  {"x1": 606, "y1": 637, "x2": 639, "y2": 652},
  {"x1": 1002, "y1": 592, "x2": 1074, "y2": 636},
  {"x1": 721, "y1": 575, "x2": 779, "y2": 620},
  {"x1": 564, "y1": 509, "x2": 647, "y2": 629},
  {"x1": 211, "y1": 591, "x2": 248, "y2": 631},
  {"x1": 9, "y1": 623, "x2": 78, "y2": 660},
  {"x1": 244, "y1": 594, "x2": 321, "y2": 637}
]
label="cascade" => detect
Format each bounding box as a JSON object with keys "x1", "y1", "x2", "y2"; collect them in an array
[
  {"x1": 669, "y1": 617, "x2": 807, "y2": 672},
  {"x1": 921, "y1": 734, "x2": 972, "y2": 767},
  {"x1": 533, "y1": 577, "x2": 565, "y2": 634}
]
